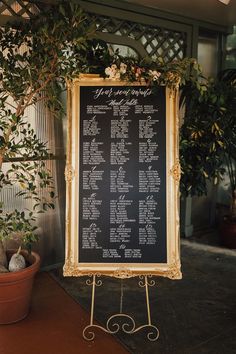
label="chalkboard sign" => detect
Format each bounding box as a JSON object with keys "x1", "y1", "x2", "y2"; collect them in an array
[{"x1": 64, "y1": 76, "x2": 181, "y2": 279}]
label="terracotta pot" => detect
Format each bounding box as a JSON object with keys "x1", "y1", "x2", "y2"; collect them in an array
[
  {"x1": 0, "y1": 250, "x2": 40, "y2": 324},
  {"x1": 220, "y1": 218, "x2": 236, "y2": 249}
]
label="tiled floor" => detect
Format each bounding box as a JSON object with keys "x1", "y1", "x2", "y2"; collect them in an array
[{"x1": 0, "y1": 272, "x2": 129, "y2": 354}]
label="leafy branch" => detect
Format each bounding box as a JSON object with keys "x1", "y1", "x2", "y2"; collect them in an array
[{"x1": 0, "y1": 1, "x2": 95, "y2": 252}]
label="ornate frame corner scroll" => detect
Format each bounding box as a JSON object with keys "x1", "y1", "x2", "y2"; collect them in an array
[{"x1": 63, "y1": 77, "x2": 182, "y2": 280}]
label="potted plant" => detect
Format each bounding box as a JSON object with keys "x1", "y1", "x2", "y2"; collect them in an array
[
  {"x1": 0, "y1": 1, "x2": 94, "y2": 323},
  {"x1": 180, "y1": 68, "x2": 236, "y2": 248}
]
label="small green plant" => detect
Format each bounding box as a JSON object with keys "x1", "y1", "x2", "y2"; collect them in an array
[
  {"x1": 180, "y1": 69, "x2": 236, "y2": 219},
  {"x1": 0, "y1": 117, "x2": 55, "y2": 252}
]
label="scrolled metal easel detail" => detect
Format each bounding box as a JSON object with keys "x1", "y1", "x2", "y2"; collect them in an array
[
  {"x1": 83, "y1": 314, "x2": 159, "y2": 341},
  {"x1": 138, "y1": 275, "x2": 156, "y2": 287},
  {"x1": 82, "y1": 275, "x2": 159, "y2": 342},
  {"x1": 86, "y1": 274, "x2": 102, "y2": 287}
]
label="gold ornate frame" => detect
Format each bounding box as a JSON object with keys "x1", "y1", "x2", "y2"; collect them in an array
[{"x1": 64, "y1": 76, "x2": 181, "y2": 280}]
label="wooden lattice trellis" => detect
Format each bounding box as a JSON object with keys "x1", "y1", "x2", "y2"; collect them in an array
[
  {"x1": 87, "y1": 13, "x2": 186, "y2": 62},
  {"x1": 0, "y1": 0, "x2": 39, "y2": 18},
  {"x1": 0, "y1": 1, "x2": 187, "y2": 62}
]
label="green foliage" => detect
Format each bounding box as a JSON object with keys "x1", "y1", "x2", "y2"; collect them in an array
[
  {"x1": 79, "y1": 39, "x2": 113, "y2": 75},
  {"x1": 0, "y1": 1, "x2": 94, "y2": 250},
  {"x1": 103, "y1": 55, "x2": 204, "y2": 89},
  {"x1": 0, "y1": 210, "x2": 38, "y2": 253},
  {"x1": 0, "y1": 0, "x2": 94, "y2": 116},
  {"x1": 180, "y1": 69, "x2": 236, "y2": 198}
]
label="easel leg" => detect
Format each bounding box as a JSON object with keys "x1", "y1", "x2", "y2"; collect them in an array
[
  {"x1": 83, "y1": 275, "x2": 159, "y2": 341},
  {"x1": 83, "y1": 274, "x2": 103, "y2": 341},
  {"x1": 145, "y1": 275, "x2": 151, "y2": 326},
  {"x1": 89, "y1": 275, "x2": 96, "y2": 327}
]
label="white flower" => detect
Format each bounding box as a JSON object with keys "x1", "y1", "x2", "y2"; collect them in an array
[
  {"x1": 105, "y1": 67, "x2": 112, "y2": 76},
  {"x1": 149, "y1": 70, "x2": 161, "y2": 81},
  {"x1": 105, "y1": 65, "x2": 117, "y2": 79},
  {"x1": 105, "y1": 64, "x2": 123, "y2": 79},
  {"x1": 120, "y1": 63, "x2": 127, "y2": 74}
]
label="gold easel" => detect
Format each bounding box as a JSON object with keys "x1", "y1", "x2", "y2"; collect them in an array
[{"x1": 82, "y1": 275, "x2": 159, "y2": 341}]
